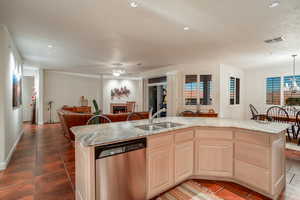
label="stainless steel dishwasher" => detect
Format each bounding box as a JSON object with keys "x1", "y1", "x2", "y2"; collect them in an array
[{"x1": 95, "y1": 138, "x2": 146, "y2": 200}]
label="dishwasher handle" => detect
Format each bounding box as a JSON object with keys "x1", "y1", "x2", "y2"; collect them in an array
[{"x1": 95, "y1": 138, "x2": 146, "y2": 159}]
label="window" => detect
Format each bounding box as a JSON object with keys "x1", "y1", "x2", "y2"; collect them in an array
[
  {"x1": 266, "y1": 77, "x2": 281, "y2": 105},
  {"x1": 184, "y1": 75, "x2": 198, "y2": 105},
  {"x1": 283, "y1": 76, "x2": 300, "y2": 105},
  {"x1": 184, "y1": 74, "x2": 213, "y2": 105},
  {"x1": 199, "y1": 75, "x2": 212, "y2": 105},
  {"x1": 229, "y1": 77, "x2": 240, "y2": 105}
]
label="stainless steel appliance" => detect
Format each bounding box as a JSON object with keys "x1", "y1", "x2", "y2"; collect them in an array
[{"x1": 95, "y1": 138, "x2": 146, "y2": 200}]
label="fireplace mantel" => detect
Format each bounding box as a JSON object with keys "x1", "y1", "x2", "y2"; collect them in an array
[{"x1": 110, "y1": 103, "x2": 128, "y2": 114}]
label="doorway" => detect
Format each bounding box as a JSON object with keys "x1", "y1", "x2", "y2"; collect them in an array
[
  {"x1": 22, "y1": 76, "x2": 35, "y2": 123},
  {"x1": 148, "y1": 77, "x2": 167, "y2": 117}
]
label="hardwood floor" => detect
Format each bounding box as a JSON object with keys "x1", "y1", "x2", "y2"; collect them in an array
[{"x1": 0, "y1": 123, "x2": 299, "y2": 200}]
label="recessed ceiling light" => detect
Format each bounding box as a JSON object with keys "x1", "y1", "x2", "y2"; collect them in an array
[
  {"x1": 130, "y1": 1, "x2": 138, "y2": 8},
  {"x1": 48, "y1": 44, "x2": 53, "y2": 48},
  {"x1": 112, "y1": 69, "x2": 125, "y2": 77},
  {"x1": 183, "y1": 27, "x2": 190, "y2": 31},
  {"x1": 269, "y1": 0, "x2": 280, "y2": 8},
  {"x1": 113, "y1": 72, "x2": 121, "y2": 77}
]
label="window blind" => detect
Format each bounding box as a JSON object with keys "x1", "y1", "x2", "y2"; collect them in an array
[
  {"x1": 230, "y1": 77, "x2": 235, "y2": 105},
  {"x1": 184, "y1": 75, "x2": 198, "y2": 105},
  {"x1": 266, "y1": 77, "x2": 281, "y2": 105}
]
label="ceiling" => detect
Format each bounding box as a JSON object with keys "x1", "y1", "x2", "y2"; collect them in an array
[{"x1": 0, "y1": 0, "x2": 300, "y2": 75}]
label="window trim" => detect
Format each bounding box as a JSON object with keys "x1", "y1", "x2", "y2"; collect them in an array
[
  {"x1": 229, "y1": 76, "x2": 240, "y2": 105},
  {"x1": 183, "y1": 73, "x2": 213, "y2": 107},
  {"x1": 266, "y1": 76, "x2": 281, "y2": 106}
]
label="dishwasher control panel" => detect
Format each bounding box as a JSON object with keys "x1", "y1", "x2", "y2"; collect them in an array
[{"x1": 95, "y1": 138, "x2": 146, "y2": 159}]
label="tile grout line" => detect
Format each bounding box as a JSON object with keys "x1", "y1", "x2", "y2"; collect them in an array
[
  {"x1": 214, "y1": 186, "x2": 225, "y2": 194},
  {"x1": 59, "y1": 148, "x2": 75, "y2": 193},
  {"x1": 34, "y1": 125, "x2": 38, "y2": 199},
  {"x1": 289, "y1": 173, "x2": 296, "y2": 184}
]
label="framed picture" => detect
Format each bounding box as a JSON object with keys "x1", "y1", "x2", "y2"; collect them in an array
[{"x1": 12, "y1": 73, "x2": 22, "y2": 107}]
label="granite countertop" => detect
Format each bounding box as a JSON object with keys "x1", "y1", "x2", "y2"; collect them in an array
[{"x1": 71, "y1": 117, "x2": 290, "y2": 147}]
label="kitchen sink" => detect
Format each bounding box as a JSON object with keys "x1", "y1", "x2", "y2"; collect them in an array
[
  {"x1": 155, "y1": 122, "x2": 184, "y2": 128},
  {"x1": 135, "y1": 122, "x2": 184, "y2": 131},
  {"x1": 135, "y1": 124, "x2": 163, "y2": 131}
]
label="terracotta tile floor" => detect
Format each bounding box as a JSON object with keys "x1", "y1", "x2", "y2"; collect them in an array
[
  {"x1": 0, "y1": 123, "x2": 75, "y2": 200},
  {"x1": 0, "y1": 123, "x2": 300, "y2": 200}
]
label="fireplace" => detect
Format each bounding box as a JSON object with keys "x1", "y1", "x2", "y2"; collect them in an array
[{"x1": 110, "y1": 103, "x2": 128, "y2": 114}]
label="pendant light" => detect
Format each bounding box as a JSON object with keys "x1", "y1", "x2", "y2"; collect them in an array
[{"x1": 284, "y1": 55, "x2": 299, "y2": 93}]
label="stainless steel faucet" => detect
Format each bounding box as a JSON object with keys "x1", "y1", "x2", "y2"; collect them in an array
[{"x1": 148, "y1": 108, "x2": 166, "y2": 124}]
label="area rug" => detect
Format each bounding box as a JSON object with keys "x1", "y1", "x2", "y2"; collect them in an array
[{"x1": 155, "y1": 180, "x2": 223, "y2": 200}]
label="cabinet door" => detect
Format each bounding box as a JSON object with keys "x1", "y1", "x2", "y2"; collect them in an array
[
  {"x1": 147, "y1": 146, "x2": 174, "y2": 198},
  {"x1": 195, "y1": 140, "x2": 233, "y2": 177},
  {"x1": 175, "y1": 141, "x2": 194, "y2": 183}
]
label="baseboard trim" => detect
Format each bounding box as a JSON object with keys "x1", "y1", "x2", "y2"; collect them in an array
[{"x1": 0, "y1": 129, "x2": 24, "y2": 171}]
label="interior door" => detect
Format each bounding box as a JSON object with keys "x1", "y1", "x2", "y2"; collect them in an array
[{"x1": 22, "y1": 76, "x2": 34, "y2": 122}]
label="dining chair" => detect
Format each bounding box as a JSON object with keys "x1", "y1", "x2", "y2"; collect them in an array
[
  {"x1": 86, "y1": 114, "x2": 112, "y2": 125},
  {"x1": 127, "y1": 112, "x2": 144, "y2": 121},
  {"x1": 267, "y1": 106, "x2": 292, "y2": 141},
  {"x1": 249, "y1": 104, "x2": 265, "y2": 120},
  {"x1": 283, "y1": 105, "x2": 298, "y2": 118},
  {"x1": 294, "y1": 111, "x2": 300, "y2": 145}
]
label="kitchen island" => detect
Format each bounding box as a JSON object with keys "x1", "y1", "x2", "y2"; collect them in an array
[{"x1": 72, "y1": 117, "x2": 290, "y2": 200}]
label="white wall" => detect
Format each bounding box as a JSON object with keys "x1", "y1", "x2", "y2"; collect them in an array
[
  {"x1": 102, "y1": 78, "x2": 143, "y2": 113},
  {"x1": 244, "y1": 64, "x2": 298, "y2": 119},
  {"x1": 0, "y1": 25, "x2": 24, "y2": 170},
  {"x1": 219, "y1": 64, "x2": 245, "y2": 119},
  {"x1": 142, "y1": 63, "x2": 221, "y2": 115},
  {"x1": 43, "y1": 71, "x2": 143, "y2": 122},
  {"x1": 23, "y1": 67, "x2": 45, "y2": 124},
  {"x1": 44, "y1": 71, "x2": 101, "y2": 122},
  {"x1": 142, "y1": 62, "x2": 247, "y2": 119}
]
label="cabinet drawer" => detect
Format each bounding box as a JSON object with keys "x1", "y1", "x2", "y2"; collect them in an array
[
  {"x1": 235, "y1": 131, "x2": 269, "y2": 146},
  {"x1": 148, "y1": 135, "x2": 173, "y2": 150},
  {"x1": 175, "y1": 130, "x2": 194, "y2": 144},
  {"x1": 235, "y1": 142, "x2": 270, "y2": 169},
  {"x1": 195, "y1": 129, "x2": 233, "y2": 140},
  {"x1": 235, "y1": 160, "x2": 270, "y2": 192}
]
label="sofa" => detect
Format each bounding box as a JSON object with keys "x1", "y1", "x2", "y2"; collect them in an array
[{"x1": 57, "y1": 109, "x2": 149, "y2": 141}]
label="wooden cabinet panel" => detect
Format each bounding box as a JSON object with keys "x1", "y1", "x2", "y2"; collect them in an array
[
  {"x1": 147, "y1": 146, "x2": 174, "y2": 198},
  {"x1": 195, "y1": 129, "x2": 233, "y2": 140},
  {"x1": 235, "y1": 160, "x2": 270, "y2": 192},
  {"x1": 195, "y1": 140, "x2": 233, "y2": 177},
  {"x1": 148, "y1": 134, "x2": 173, "y2": 150},
  {"x1": 235, "y1": 142, "x2": 270, "y2": 169},
  {"x1": 236, "y1": 131, "x2": 269, "y2": 146},
  {"x1": 75, "y1": 142, "x2": 95, "y2": 200},
  {"x1": 271, "y1": 137, "x2": 285, "y2": 195},
  {"x1": 174, "y1": 141, "x2": 194, "y2": 183},
  {"x1": 175, "y1": 130, "x2": 194, "y2": 144}
]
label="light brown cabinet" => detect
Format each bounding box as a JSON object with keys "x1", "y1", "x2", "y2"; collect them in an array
[
  {"x1": 147, "y1": 135, "x2": 174, "y2": 199},
  {"x1": 195, "y1": 140, "x2": 233, "y2": 177},
  {"x1": 174, "y1": 140, "x2": 194, "y2": 183},
  {"x1": 76, "y1": 127, "x2": 285, "y2": 200},
  {"x1": 234, "y1": 130, "x2": 285, "y2": 195}
]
